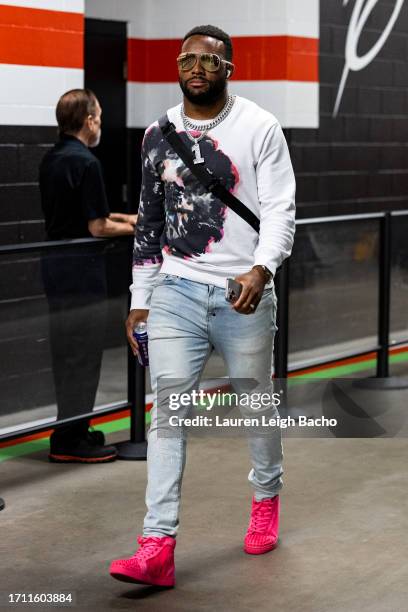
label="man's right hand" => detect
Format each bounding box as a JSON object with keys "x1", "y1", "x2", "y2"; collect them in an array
[{"x1": 126, "y1": 309, "x2": 149, "y2": 356}]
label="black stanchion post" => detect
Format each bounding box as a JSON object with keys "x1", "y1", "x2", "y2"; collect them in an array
[
  {"x1": 115, "y1": 346, "x2": 148, "y2": 460},
  {"x1": 274, "y1": 257, "x2": 313, "y2": 419},
  {"x1": 276, "y1": 128, "x2": 291, "y2": 395},
  {"x1": 377, "y1": 212, "x2": 391, "y2": 378},
  {"x1": 275, "y1": 259, "x2": 289, "y2": 380},
  {"x1": 274, "y1": 259, "x2": 299, "y2": 417},
  {"x1": 115, "y1": 239, "x2": 148, "y2": 459},
  {"x1": 0, "y1": 498, "x2": 4, "y2": 511},
  {"x1": 132, "y1": 353, "x2": 146, "y2": 443}
]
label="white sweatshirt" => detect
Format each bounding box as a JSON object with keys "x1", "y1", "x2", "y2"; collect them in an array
[{"x1": 130, "y1": 95, "x2": 296, "y2": 310}]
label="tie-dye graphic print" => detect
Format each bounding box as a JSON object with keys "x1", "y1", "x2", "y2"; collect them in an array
[
  {"x1": 129, "y1": 97, "x2": 297, "y2": 311},
  {"x1": 133, "y1": 125, "x2": 239, "y2": 266}
]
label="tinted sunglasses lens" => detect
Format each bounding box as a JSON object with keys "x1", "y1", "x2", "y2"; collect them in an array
[
  {"x1": 201, "y1": 53, "x2": 220, "y2": 71},
  {"x1": 178, "y1": 54, "x2": 196, "y2": 70}
]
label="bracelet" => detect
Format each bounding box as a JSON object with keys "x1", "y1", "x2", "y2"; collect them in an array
[{"x1": 252, "y1": 265, "x2": 273, "y2": 283}]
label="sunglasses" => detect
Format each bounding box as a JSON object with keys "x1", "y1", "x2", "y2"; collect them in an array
[{"x1": 177, "y1": 52, "x2": 233, "y2": 74}]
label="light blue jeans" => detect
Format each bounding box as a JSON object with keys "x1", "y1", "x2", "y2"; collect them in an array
[{"x1": 144, "y1": 274, "x2": 283, "y2": 538}]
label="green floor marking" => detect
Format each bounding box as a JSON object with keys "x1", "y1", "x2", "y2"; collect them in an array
[{"x1": 1, "y1": 350, "x2": 407, "y2": 463}]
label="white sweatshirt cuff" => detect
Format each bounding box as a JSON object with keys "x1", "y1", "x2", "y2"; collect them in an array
[
  {"x1": 130, "y1": 262, "x2": 162, "y2": 310},
  {"x1": 130, "y1": 286, "x2": 154, "y2": 310},
  {"x1": 253, "y1": 255, "x2": 278, "y2": 278}
]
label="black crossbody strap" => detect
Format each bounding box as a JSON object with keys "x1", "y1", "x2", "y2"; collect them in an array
[{"x1": 158, "y1": 114, "x2": 260, "y2": 234}]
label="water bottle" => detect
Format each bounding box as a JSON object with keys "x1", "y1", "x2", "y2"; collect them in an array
[{"x1": 133, "y1": 322, "x2": 149, "y2": 367}]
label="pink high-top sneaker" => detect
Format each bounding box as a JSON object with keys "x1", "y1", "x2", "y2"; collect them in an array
[
  {"x1": 110, "y1": 535, "x2": 176, "y2": 587},
  {"x1": 244, "y1": 495, "x2": 280, "y2": 555}
]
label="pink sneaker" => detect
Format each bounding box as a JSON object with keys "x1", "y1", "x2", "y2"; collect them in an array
[
  {"x1": 244, "y1": 495, "x2": 280, "y2": 555},
  {"x1": 109, "y1": 535, "x2": 176, "y2": 587}
]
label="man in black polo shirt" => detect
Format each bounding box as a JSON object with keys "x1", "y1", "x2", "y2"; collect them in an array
[{"x1": 39, "y1": 88, "x2": 136, "y2": 463}]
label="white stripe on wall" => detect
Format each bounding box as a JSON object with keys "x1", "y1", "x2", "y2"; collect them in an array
[
  {"x1": 85, "y1": 0, "x2": 145, "y2": 23},
  {"x1": 0, "y1": 0, "x2": 84, "y2": 13},
  {"x1": 128, "y1": 19, "x2": 318, "y2": 39},
  {"x1": 127, "y1": 81, "x2": 319, "y2": 130},
  {"x1": 0, "y1": 64, "x2": 84, "y2": 125},
  {"x1": 231, "y1": 81, "x2": 319, "y2": 128},
  {"x1": 86, "y1": 0, "x2": 319, "y2": 38}
]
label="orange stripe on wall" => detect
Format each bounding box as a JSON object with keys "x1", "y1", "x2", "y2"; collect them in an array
[
  {"x1": 0, "y1": 4, "x2": 83, "y2": 69},
  {"x1": 234, "y1": 36, "x2": 319, "y2": 81},
  {"x1": 127, "y1": 35, "x2": 318, "y2": 83},
  {"x1": 128, "y1": 38, "x2": 181, "y2": 83},
  {"x1": 0, "y1": 5, "x2": 83, "y2": 30}
]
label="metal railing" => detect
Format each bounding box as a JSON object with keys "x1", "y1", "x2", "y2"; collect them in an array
[
  {"x1": 274, "y1": 211, "x2": 408, "y2": 379},
  {"x1": 0, "y1": 211, "x2": 407, "y2": 445}
]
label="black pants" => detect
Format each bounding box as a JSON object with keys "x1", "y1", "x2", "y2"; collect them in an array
[{"x1": 41, "y1": 249, "x2": 107, "y2": 441}]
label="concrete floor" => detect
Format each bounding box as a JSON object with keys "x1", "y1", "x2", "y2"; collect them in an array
[{"x1": 1, "y1": 431, "x2": 408, "y2": 612}]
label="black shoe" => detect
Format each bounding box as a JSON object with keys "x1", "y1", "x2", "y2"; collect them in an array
[
  {"x1": 87, "y1": 428, "x2": 105, "y2": 446},
  {"x1": 49, "y1": 435, "x2": 117, "y2": 464}
]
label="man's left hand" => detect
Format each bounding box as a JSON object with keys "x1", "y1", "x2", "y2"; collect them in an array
[{"x1": 232, "y1": 267, "x2": 266, "y2": 315}]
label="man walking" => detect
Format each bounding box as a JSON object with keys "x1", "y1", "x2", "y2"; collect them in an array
[
  {"x1": 110, "y1": 25, "x2": 295, "y2": 585},
  {"x1": 40, "y1": 89, "x2": 136, "y2": 464}
]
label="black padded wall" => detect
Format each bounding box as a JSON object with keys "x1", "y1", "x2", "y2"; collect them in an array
[{"x1": 291, "y1": 0, "x2": 408, "y2": 218}]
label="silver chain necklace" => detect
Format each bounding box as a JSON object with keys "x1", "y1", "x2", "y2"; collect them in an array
[{"x1": 181, "y1": 94, "x2": 235, "y2": 165}]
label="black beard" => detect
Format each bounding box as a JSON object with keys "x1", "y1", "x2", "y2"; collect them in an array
[{"x1": 179, "y1": 76, "x2": 227, "y2": 106}]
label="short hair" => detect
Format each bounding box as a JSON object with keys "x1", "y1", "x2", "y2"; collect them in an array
[
  {"x1": 56, "y1": 88, "x2": 98, "y2": 135},
  {"x1": 183, "y1": 25, "x2": 233, "y2": 62}
]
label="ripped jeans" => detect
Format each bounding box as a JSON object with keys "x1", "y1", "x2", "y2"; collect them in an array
[{"x1": 144, "y1": 274, "x2": 283, "y2": 537}]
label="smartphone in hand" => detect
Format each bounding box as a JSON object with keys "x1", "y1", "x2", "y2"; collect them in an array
[{"x1": 225, "y1": 278, "x2": 243, "y2": 303}]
